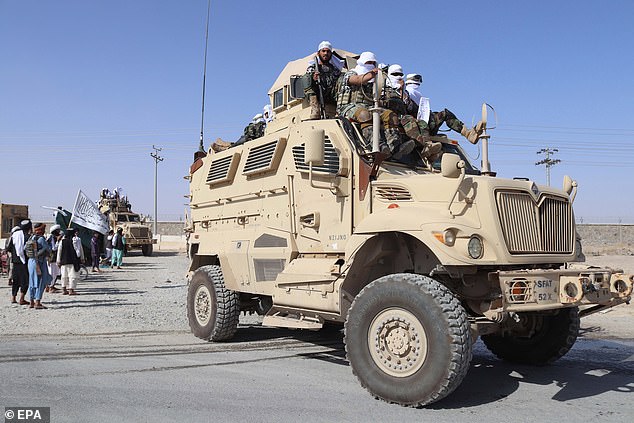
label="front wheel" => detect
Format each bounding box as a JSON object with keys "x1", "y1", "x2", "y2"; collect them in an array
[
  {"x1": 141, "y1": 244, "x2": 153, "y2": 256},
  {"x1": 345, "y1": 273, "x2": 472, "y2": 407},
  {"x1": 187, "y1": 265, "x2": 240, "y2": 341}
]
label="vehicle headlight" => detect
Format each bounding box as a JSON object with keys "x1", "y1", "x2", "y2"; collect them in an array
[
  {"x1": 468, "y1": 236, "x2": 483, "y2": 259},
  {"x1": 443, "y1": 229, "x2": 456, "y2": 246},
  {"x1": 433, "y1": 229, "x2": 456, "y2": 246}
]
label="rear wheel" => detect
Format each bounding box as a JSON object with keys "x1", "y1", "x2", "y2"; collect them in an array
[
  {"x1": 481, "y1": 307, "x2": 580, "y2": 365},
  {"x1": 187, "y1": 265, "x2": 240, "y2": 341},
  {"x1": 344, "y1": 273, "x2": 472, "y2": 407}
]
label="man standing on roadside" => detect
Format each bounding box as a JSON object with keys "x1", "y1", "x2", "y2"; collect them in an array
[
  {"x1": 104, "y1": 229, "x2": 114, "y2": 263},
  {"x1": 7, "y1": 224, "x2": 31, "y2": 305},
  {"x1": 90, "y1": 232, "x2": 101, "y2": 272},
  {"x1": 111, "y1": 227, "x2": 126, "y2": 269},
  {"x1": 26, "y1": 223, "x2": 52, "y2": 309},
  {"x1": 57, "y1": 228, "x2": 83, "y2": 296},
  {"x1": 8, "y1": 220, "x2": 31, "y2": 305},
  {"x1": 46, "y1": 224, "x2": 62, "y2": 293}
]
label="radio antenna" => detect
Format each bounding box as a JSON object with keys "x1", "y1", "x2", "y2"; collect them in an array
[{"x1": 197, "y1": 0, "x2": 211, "y2": 157}]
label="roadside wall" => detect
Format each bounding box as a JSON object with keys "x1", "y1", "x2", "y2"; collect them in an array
[{"x1": 577, "y1": 224, "x2": 634, "y2": 255}]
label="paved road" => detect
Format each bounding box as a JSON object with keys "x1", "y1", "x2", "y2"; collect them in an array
[{"x1": 2, "y1": 325, "x2": 633, "y2": 423}]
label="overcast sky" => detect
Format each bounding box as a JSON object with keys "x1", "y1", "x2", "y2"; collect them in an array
[{"x1": 1, "y1": 0, "x2": 633, "y2": 223}]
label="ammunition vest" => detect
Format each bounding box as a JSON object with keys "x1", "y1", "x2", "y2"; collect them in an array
[
  {"x1": 336, "y1": 71, "x2": 374, "y2": 113},
  {"x1": 381, "y1": 86, "x2": 408, "y2": 116}
]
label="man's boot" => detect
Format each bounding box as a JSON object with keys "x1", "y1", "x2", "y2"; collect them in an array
[
  {"x1": 361, "y1": 127, "x2": 390, "y2": 155},
  {"x1": 460, "y1": 120, "x2": 485, "y2": 144},
  {"x1": 309, "y1": 96, "x2": 321, "y2": 120},
  {"x1": 420, "y1": 140, "x2": 443, "y2": 158},
  {"x1": 392, "y1": 140, "x2": 416, "y2": 160}
]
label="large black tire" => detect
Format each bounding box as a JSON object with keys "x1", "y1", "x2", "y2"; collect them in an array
[
  {"x1": 344, "y1": 273, "x2": 472, "y2": 407},
  {"x1": 141, "y1": 244, "x2": 153, "y2": 256},
  {"x1": 481, "y1": 307, "x2": 580, "y2": 365},
  {"x1": 187, "y1": 265, "x2": 240, "y2": 341}
]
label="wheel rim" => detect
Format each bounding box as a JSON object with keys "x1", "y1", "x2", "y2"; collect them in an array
[
  {"x1": 194, "y1": 285, "x2": 213, "y2": 326},
  {"x1": 368, "y1": 307, "x2": 428, "y2": 378}
]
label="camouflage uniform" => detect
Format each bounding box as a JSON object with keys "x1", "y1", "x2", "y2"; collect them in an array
[
  {"x1": 381, "y1": 85, "x2": 442, "y2": 159},
  {"x1": 243, "y1": 120, "x2": 265, "y2": 141},
  {"x1": 303, "y1": 59, "x2": 341, "y2": 111},
  {"x1": 336, "y1": 70, "x2": 412, "y2": 157}
]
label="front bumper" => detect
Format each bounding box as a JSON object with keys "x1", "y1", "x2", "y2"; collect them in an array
[{"x1": 492, "y1": 266, "x2": 633, "y2": 313}]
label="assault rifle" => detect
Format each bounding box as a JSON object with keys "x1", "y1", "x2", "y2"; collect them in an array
[{"x1": 314, "y1": 56, "x2": 327, "y2": 119}]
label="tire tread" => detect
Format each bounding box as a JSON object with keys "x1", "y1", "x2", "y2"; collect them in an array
[{"x1": 344, "y1": 273, "x2": 472, "y2": 407}]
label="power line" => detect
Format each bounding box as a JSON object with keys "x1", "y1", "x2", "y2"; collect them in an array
[
  {"x1": 150, "y1": 145, "x2": 164, "y2": 234},
  {"x1": 535, "y1": 147, "x2": 561, "y2": 186}
]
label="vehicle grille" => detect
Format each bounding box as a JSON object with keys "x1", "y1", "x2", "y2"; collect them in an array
[
  {"x1": 496, "y1": 191, "x2": 573, "y2": 254},
  {"x1": 373, "y1": 184, "x2": 413, "y2": 201},
  {"x1": 293, "y1": 137, "x2": 340, "y2": 174},
  {"x1": 130, "y1": 227, "x2": 149, "y2": 238}
]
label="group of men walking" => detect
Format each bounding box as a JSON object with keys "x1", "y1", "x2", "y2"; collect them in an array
[
  {"x1": 6, "y1": 220, "x2": 83, "y2": 309},
  {"x1": 5, "y1": 220, "x2": 128, "y2": 309}
]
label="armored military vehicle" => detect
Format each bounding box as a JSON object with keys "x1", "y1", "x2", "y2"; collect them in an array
[
  {"x1": 185, "y1": 51, "x2": 633, "y2": 407},
  {"x1": 98, "y1": 192, "x2": 155, "y2": 256}
]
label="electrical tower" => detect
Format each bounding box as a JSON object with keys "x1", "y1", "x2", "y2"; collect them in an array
[
  {"x1": 535, "y1": 147, "x2": 561, "y2": 186},
  {"x1": 150, "y1": 145, "x2": 164, "y2": 234}
]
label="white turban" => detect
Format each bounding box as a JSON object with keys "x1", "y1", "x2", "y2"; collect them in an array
[
  {"x1": 263, "y1": 104, "x2": 274, "y2": 122},
  {"x1": 353, "y1": 51, "x2": 378, "y2": 81},
  {"x1": 387, "y1": 64, "x2": 404, "y2": 89},
  {"x1": 405, "y1": 73, "x2": 423, "y2": 86},
  {"x1": 318, "y1": 40, "x2": 332, "y2": 51}
]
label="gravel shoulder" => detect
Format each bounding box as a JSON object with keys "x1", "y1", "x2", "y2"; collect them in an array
[{"x1": 1, "y1": 253, "x2": 632, "y2": 339}]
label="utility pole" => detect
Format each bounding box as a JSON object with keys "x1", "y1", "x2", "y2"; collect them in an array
[
  {"x1": 535, "y1": 147, "x2": 561, "y2": 186},
  {"x1": 150, "y1": 145, "x2": 164, "y2": 235}
]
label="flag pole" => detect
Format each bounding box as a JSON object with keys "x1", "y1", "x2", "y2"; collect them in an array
[{"x1": 68, "y1": 190, "x2": 81, "y2": 230}]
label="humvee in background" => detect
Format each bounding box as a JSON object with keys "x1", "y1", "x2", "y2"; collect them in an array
[{"x1": 184, "y1": 50, "x2": 633, "y2": 407}]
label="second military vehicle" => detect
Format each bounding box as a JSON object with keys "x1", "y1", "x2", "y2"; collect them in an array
[
  {"x1": 99, "y1": 192, "x2": 155, "y2": 256},
  {"x1": 184, "y1": 50, "x2": 633, "y2": 407}
]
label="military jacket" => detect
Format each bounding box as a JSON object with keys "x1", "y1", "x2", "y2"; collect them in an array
[{"x1": 336, "y1": 70, "x2": 374, "y2": 113}]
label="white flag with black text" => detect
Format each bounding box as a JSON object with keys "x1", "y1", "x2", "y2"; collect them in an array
[{"x1": 71, "y1": 190, "x2": 109, "y2": 234}]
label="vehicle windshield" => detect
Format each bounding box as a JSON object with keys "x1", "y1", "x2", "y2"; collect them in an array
[{"x1": 117, "y1": 214, "x2": 141, "y2": 222}]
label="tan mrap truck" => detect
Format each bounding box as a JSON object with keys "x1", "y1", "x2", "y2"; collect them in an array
[
  {"x1": 184, "y1": 51, "x2": 633, "y2": 407},
  {"x1": 98, "y1": 193, "x2": 155, "y2": 256}
]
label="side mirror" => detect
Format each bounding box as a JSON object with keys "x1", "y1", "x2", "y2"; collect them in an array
[
  {"x1": 563, "y1": 175, "x2": 578, "y2": 202},
  {"x1": 304, "y1": 129, "x2": 325, "y2": 166},
  {"x1": 563, "y1": 175, "x2": 575, "y2": 195},
  {"x1": 441, "y1": 153, "x2": 465, "y2": 178}
]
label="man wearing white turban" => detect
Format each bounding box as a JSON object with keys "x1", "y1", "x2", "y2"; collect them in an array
[
  {"x1": 404, "y1": 71, "x2": 484, "y2": 144},
  {"x1": 336, "y1": 52, "x2": 415, "y2": 159},
  {"x1": 303, "y1": 41, "x2": 342, "y2": 119}
]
